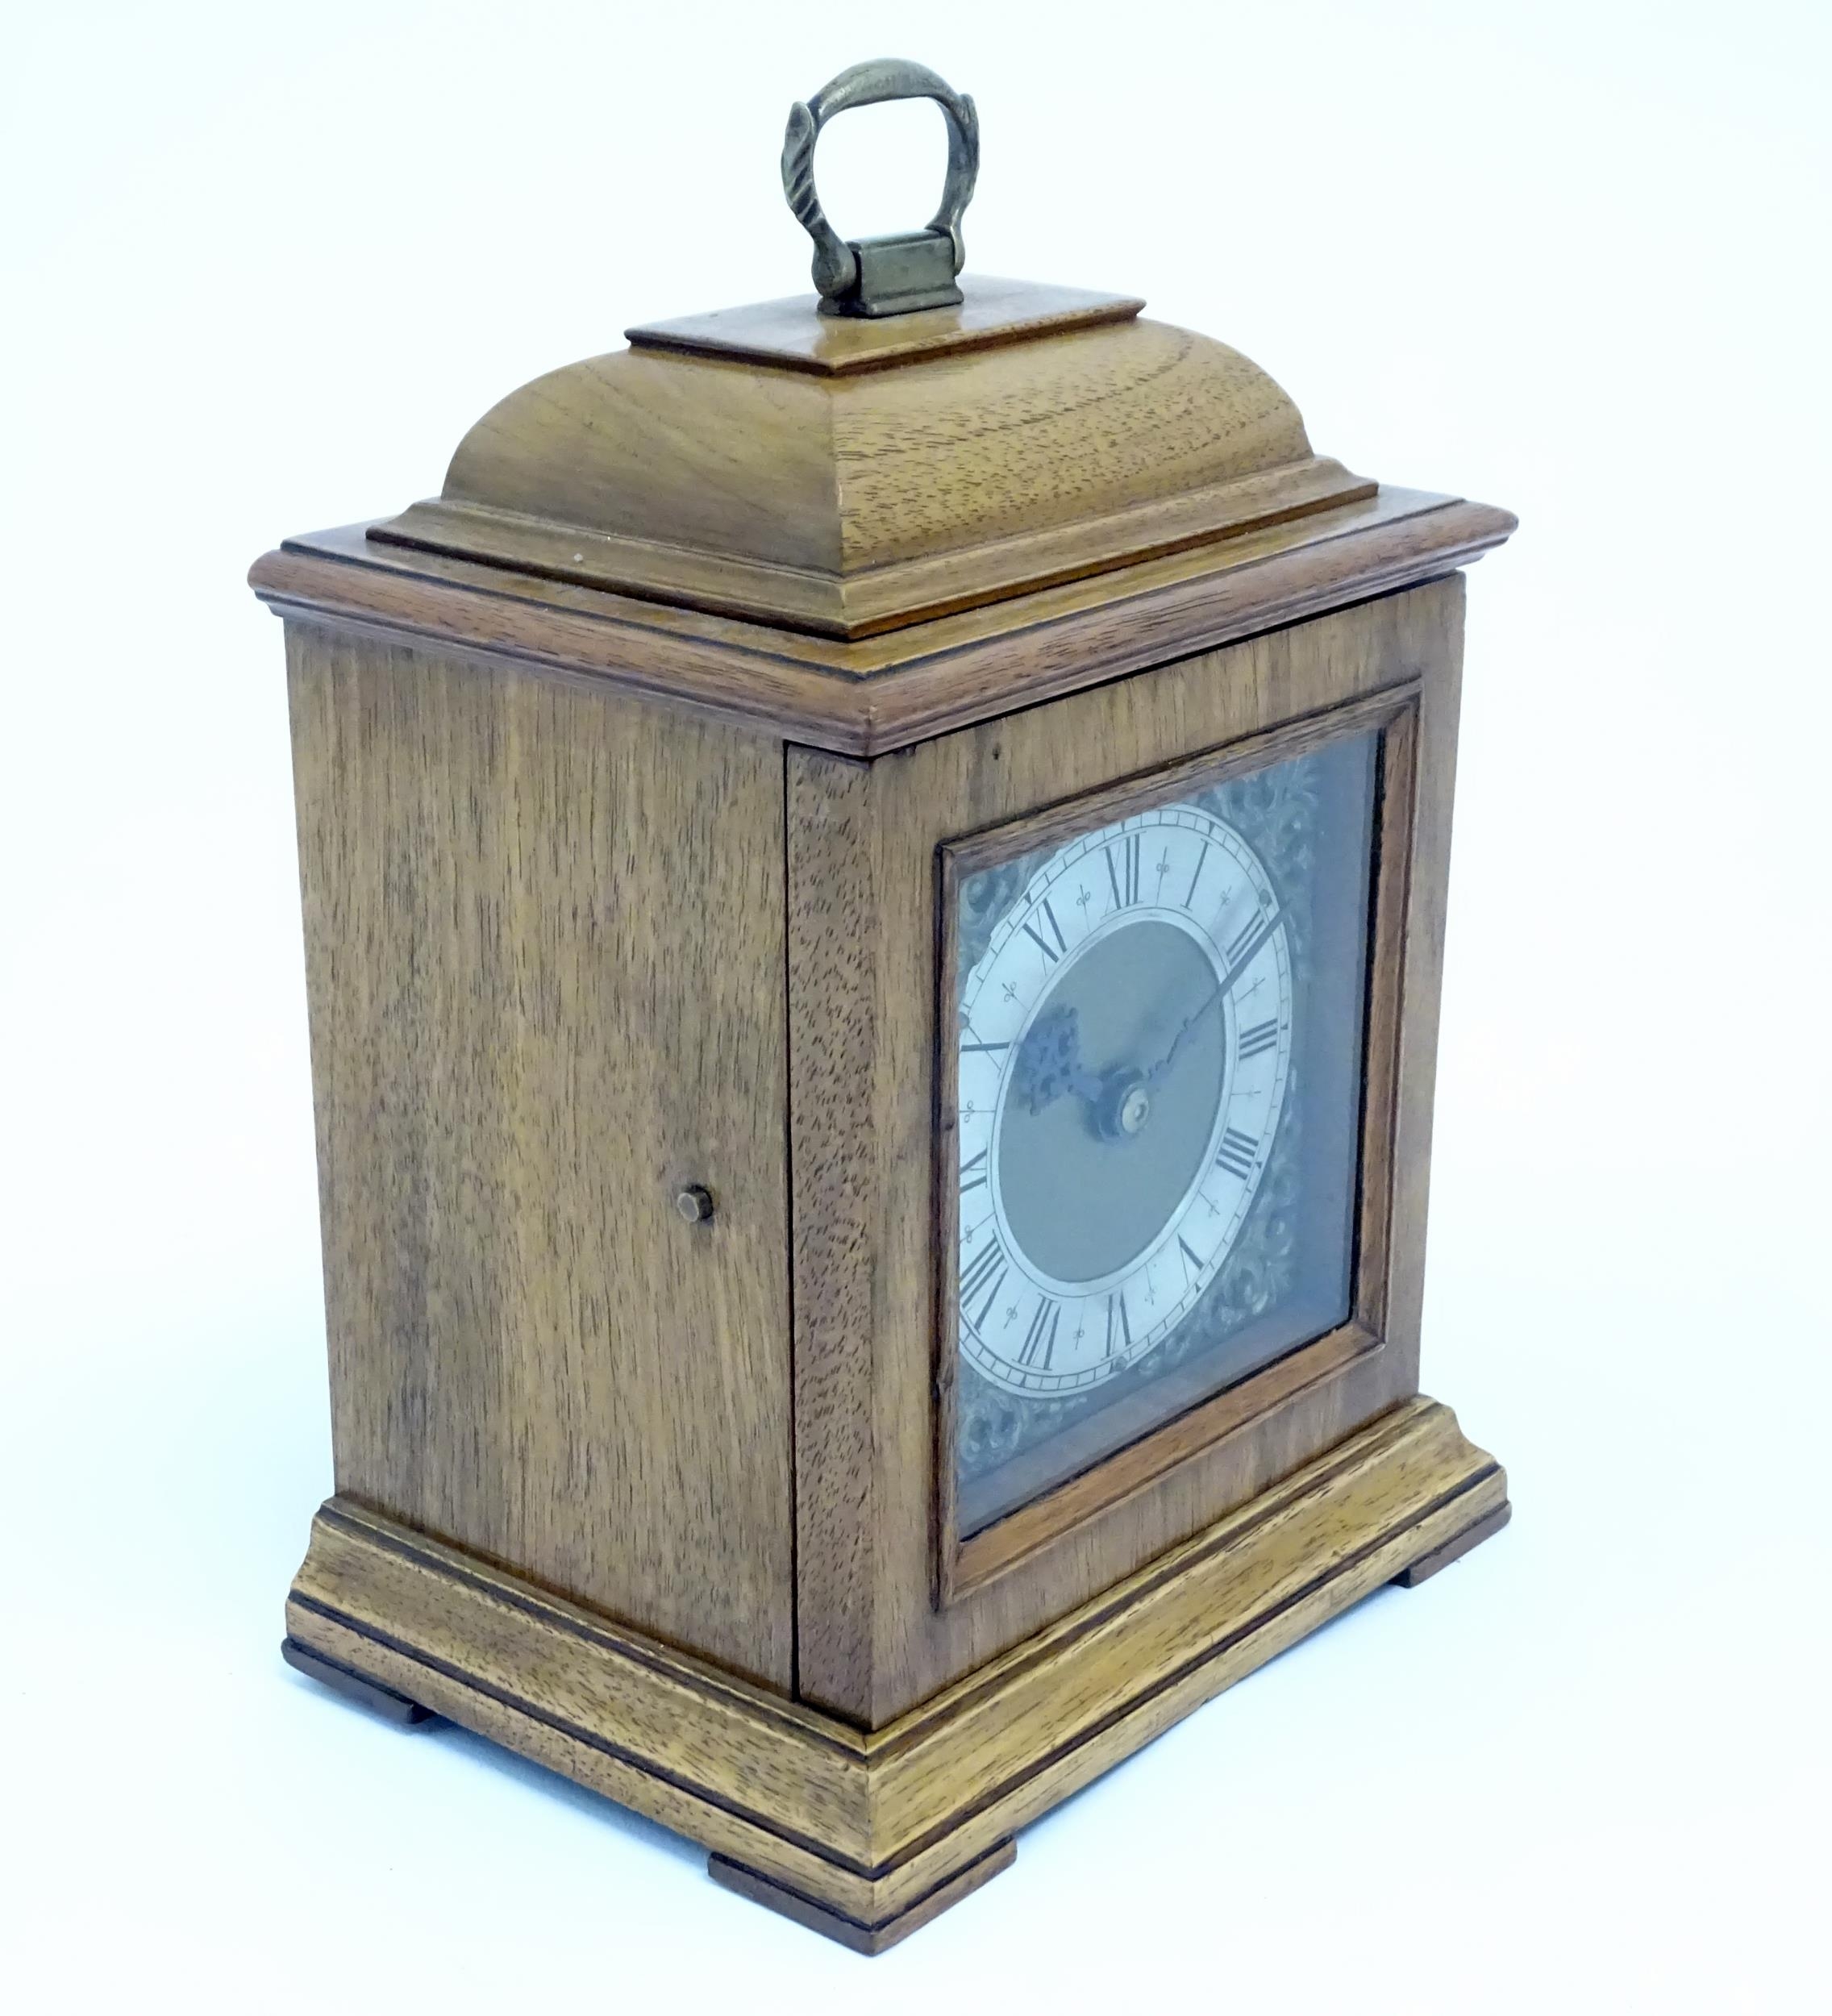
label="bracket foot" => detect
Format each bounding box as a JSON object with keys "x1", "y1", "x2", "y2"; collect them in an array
[
  {"x1": 281, "y1": 1637, "x2": 442, "y2": 1726},
  {"x1": 707, "y1": 1839, "x2": 1015, "y2": 1954},
  {"x1": 1391, "y1": 1500, "x2": 1511, "y2": 1588}
]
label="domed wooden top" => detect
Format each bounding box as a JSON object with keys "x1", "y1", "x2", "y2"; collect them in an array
[{"x1": 368, "y1": 277, "x2": 1374, "y2": 641}]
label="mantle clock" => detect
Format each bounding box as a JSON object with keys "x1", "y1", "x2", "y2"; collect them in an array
[{"x1": 254, "y1": 61, "x2": 1516, "y2": 1952}]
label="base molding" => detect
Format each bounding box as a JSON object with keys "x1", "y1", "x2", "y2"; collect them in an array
[
  {"x1": 1392, "y1": 1497, "x2": 1513, "y2": 1587},
  {"x1": 707, "y1": 1839, "x2": 1017, "y2": 1955},
  {"x1": 284, "y1": 1394, "x2": 1505, "y2": 1948},
  {"x1": 281, "y1": 1635, "x2": 443, "y2": 1725}
]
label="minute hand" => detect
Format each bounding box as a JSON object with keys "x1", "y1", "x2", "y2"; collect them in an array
[{"x1": 1143, "y1": 907, "x2": 1284, "y2": 1087}]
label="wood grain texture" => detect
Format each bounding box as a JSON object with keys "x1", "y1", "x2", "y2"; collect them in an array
[
  {"x1": 626, "y1": 277, "x2": 1143, "y2": 375},
  {"x1": 251, "y1": 489, "x2": 1513, "y2": 756},
  {"x1": 706, "y1": 1841, "x2": 1016, "y2": 1955},
  {"x1": 280, "y1": 1637, "x2": 439, "y2": 1725},
  {"x1": 283, "y1": 1396, "x2": 1505, "y2": 1947},
  {"x1": 367, "y1": 289, "x2": 1371, "y2": 638},
  {"x1": 1392, "y1": 1499, "x2": 1513, "y2": 1587},
  {"x1": 1381, "y1": 582, "x2": 1468, "y2": 1396},
  {"x1": 788, "y1": 579, "x2": 1467, "y2": 1724},
  {"x1": 285, "y1": 627, "x2": 795, "y2": 1685},
  {"x1": 785, "y1": 753, "x2": 881, "y2": 1713}
]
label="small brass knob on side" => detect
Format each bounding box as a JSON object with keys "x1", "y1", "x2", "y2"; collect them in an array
[{"x1": 675, "y1": 1184, "x2": 716, "y2": 1225}]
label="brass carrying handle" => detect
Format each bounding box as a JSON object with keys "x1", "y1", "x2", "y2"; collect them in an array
[{"x1": 781, "y1": 59, "x2": 980, "y2": 319}]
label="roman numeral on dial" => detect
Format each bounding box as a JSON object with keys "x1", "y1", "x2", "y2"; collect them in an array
[
  {"x1": 1018, "y1": 1299, "x2": 1060, "y2": 1369},
  {"x1": 1105, "y1": 832, "x2": 1141, "y2": 907},
  {"x1": 960, "y1": 1239, "x2": 1006, "y2": 1331},
  {"x1": 1237, "y1": 1018, "x2": 1280, "y2": 1060},
  {"x1": 1225, "y1": 909, "x2": 1269, "y2": 969},
  {"x1": 1183, "y1": 840, "x2": 1209, "y2": 909},
  {"x1": 947, "y1": 804, "x2": 1303, "y2": 1402},
  {"x1": 1022, "y1": 897, "x2": 1068, "y2": 963},
  {"x1": 1215, "y1": 1127, "x2": 1260, "y2": 1179}
]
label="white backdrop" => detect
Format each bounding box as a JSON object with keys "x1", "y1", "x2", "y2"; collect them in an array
[{"x1": 3, "y1": 3, "x2": 1827, "y2": 2009}]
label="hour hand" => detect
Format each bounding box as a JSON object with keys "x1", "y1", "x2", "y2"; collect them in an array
[{"x1": 1010, "y1": 1002, "x2": 1105, "y2": 1114}]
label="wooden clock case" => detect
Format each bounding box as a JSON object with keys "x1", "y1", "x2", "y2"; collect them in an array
[{"x1": 252, "y1": 279, "x2": 1516, "y2": 1952}]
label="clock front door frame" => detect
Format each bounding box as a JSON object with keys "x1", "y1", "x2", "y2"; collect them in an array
[
  {"x1": 785, "y1": 575, "x2": 1468, "y2": 1728},
  {"x1": 934, "y1": 689, "x2": 1419, "y2": 1598}
]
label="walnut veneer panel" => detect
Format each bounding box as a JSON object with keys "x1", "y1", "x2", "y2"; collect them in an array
[{"x1": 286, "y1": 630, "x2": 794, "y2": 1685}]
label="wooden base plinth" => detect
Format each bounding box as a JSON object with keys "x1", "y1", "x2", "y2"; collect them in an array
[
  {"x1": 708, "y1": 1839, "x2": 1017, "y2": 1954},
  {"x1": 1391, "y1": 1498, "x2": 1513, "y2": 1587},
  {"x1": 281, "y1": 1635, "x2": 443, "y2": 1725},
  {"x1": 282, "y1": 1395, "x2": 1505, "y2": 1950}
]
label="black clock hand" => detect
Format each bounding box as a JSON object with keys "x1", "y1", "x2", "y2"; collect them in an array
[
  {"x1": 1144, "y1": 907, "x2": 1284, "y2": 1086},
  {"x1": 1144, "y1": 983, "x2": 1226, "y2": 1087}
]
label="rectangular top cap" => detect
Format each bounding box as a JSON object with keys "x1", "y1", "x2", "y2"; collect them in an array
[{"x1": 625, "y1": 277, "x2": 1145, "y2": 376}]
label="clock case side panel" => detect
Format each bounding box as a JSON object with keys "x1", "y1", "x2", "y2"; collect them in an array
[
  {"x1": 785, "y1": 577, "x2": 1466, "y2": 1727},
  {"x1": 284, "y1": 623, "x2": 797, "y2": 1690}
]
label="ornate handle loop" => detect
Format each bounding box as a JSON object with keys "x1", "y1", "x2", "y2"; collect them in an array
[{"x1": 781, "y1": 59, "x2": 979, "y2": 319}]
